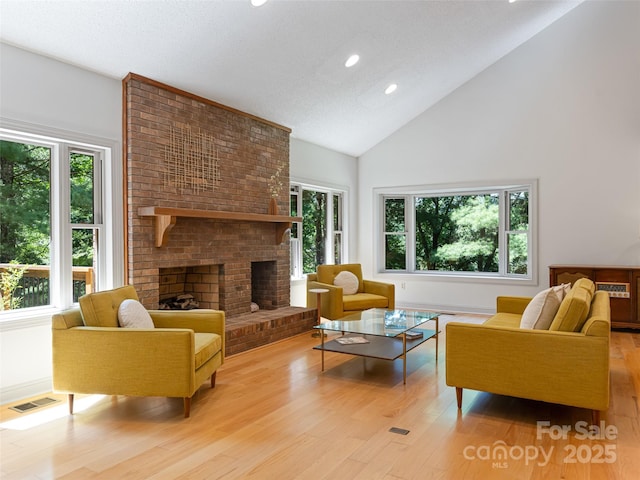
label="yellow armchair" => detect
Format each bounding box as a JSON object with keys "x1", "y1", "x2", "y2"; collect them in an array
[
  {"x1": 307, "y1": 264, "x2": 395, "y2": 320},
  {"x1": 52, "y1": 285, "x2": 225, "y2": 418}
]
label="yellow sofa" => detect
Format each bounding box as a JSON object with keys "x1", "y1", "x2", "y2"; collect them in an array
[
  {"x1": 307, "y1": 263, "x2": 395, "y2": 320},
  {"x1": 52, "y1": 285, "x2": 225, "y2": 418},
  {"x1": 446, "y1": 278, "x2": 610, "y2": 423}
]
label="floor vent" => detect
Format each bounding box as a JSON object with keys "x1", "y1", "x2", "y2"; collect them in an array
[
  {"x1": 10, "y1": 397, "x2": 59, "y2": 413},
  {"x1": 389, "y1": 427, "x2": 410, "y2": 435}
]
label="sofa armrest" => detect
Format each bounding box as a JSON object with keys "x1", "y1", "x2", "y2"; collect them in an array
[
  {"x1": 496, "y1": 296, "x2": 532, "y2": 315},
  {"x1": 148, "y1": 309, "x2": 225, "y2": 335},
  {"x1": 149, "y1": 310, "x2": 225, "y2": 363},
  {"x1": 363, "y1": 280, "x2": 395, "y2": 309},
  {"x1": 52, "y1": 326, "x2": 199, "y2": 397},
  {"x1": 307, "y1": 280, "x2": 343, "y2": 319},
  {"x1": 52, "y1": 308, "x2": 84, "y2": 329},
  {"x1": 445, "y1": 322, "x2": 609, "y2": 411}
]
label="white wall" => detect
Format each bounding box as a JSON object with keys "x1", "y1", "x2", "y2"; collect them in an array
[
  {"x1": 358, "y1": 1, "x2": 640, "y2": 313},
  {"x1": 0, "y1": 43, "x2": 122, "y2": 403},
  {"x1": 0, "y1": 44, "x2": 121, "y2": 140},
  {"x1": 289, "y1": 138, "x2": 358, "y2": 306}
]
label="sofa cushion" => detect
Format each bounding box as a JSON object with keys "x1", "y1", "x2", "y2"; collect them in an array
[
  {"x1": 573, "y1": 277, "x2": 596, "y2": 296},
  {"x1": 485, "y1": 313, "x2": 522, "y2": 328},
  {"x1": 343, "y1": 293, "x2": 389, "y2": 311},
  {"x1": 117, "y1": 299, "x2": 154, "y2": 329},
  {"x1": 520, "y1": 287, "x2": 561, "y2": 330},
  {"x1": 549, "y1": 283, "x2": 593, "y2": 332},
  {"x1": 194, "y1": 333, "x2": 222, "y2": 369},
  {"x1": 582, "y1": 291, "x2": 611, "y2": 337},
  {"x1": 334, "y1": 270, "x2": 359, "y2": 295}
]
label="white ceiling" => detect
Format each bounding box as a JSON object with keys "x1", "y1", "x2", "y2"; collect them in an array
[{"x1": 0, "y1": 0, "x2": 583, "y2": 157}]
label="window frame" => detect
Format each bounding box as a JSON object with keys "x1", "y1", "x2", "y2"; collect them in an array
[
  {"x1": 0, "y1": 119, "x2": 123, "y2": 328},
  {"x1": 290, "y1": 180, "x2": 348, "y2": 279},
  {"x1": 376, "y1": 180, "x2": 537, "y2": 284}
]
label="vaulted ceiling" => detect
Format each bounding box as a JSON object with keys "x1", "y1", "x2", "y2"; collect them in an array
[{"x1": 0, "y1": 0, "x2": 582, "y2": 156}]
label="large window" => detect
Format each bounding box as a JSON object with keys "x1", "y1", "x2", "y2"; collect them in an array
[
  {"x1": 0, "y1": 126, "x2": 118, "y2": 315},
  {"x1": 380, "y1": 182, "x2": 535, "y2": 279},
  {"x1": 290, "y1": 183, "x2": 345, "y2": 278}
]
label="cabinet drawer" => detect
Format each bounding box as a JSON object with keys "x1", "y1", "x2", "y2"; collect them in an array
[
  {"x1": 595, "y1": 269, "x2": 631, "y2": 283},
  {"x1": 610, "y1": 297, "x2": 632, "y2": 322}
]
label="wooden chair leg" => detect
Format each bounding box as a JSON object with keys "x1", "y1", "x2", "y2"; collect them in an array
[
  {"x1": 68, "y1": 394, "x2": 74, "y2": 415},
  {"x1": 183, "y1": 397, "x2": 191, "y2": 418},
  {"x1": 211, "y1": 371, "x2": 217, "y2": 388},
  {"x1": 456, "y1": 387, "x2": 463, "y2": 409},
  {"x1": 592, "y1": 409, "x2": 600, "y2": 425}
]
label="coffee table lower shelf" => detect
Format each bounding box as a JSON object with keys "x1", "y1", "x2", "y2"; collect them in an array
[{"x1": 313, "y1": 328, "x2": 438, "y2": 383}]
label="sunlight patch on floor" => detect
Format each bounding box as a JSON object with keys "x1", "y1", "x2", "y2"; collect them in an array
[{"x1": 0, "y1": 395, "x2": 105, "y2": 431}]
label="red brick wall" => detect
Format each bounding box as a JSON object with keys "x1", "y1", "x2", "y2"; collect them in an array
[{"x1": 124, "y1": 74, "x2": 292, "y2": 316}]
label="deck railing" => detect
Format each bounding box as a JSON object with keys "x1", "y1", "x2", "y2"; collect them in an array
[{"x1": 0, "y1": 264, "x2": 94, "y2": 309}]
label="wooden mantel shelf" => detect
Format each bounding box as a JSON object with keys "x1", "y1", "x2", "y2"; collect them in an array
[{"x1": 138, "y1": 206, "x2": 302, "y2": 247}]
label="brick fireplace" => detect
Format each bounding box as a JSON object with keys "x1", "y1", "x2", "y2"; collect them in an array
[{"x1": 123, "y1": 73, "x2": 315, "y2": 353}]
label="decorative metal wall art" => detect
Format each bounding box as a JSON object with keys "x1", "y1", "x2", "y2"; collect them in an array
[{"x1": 164, "y1": 124, "x2": 220, "y2": 193}]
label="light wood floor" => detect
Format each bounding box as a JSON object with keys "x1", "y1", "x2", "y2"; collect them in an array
[{"x1": 2, "y1": 314, "x2": 639, "y2": 479}]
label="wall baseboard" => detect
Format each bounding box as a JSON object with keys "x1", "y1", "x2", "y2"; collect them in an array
[{"x1": 0, "y1": 377, "x2": 52, "y2": 405}]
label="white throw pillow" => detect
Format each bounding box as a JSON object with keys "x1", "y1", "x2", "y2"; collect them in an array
[
  {"x1": 118, "y1": 299, "x2": 154, "y2": 329},
  {"x1": 553, "y1": 283, "x2": 571, "y2": 302},
  {"x1": 333, "y1": 270, "x2": 359, "y2": 295},
  {"x1": 520, "y1": 287, "x2": 561, "y2": 330}
]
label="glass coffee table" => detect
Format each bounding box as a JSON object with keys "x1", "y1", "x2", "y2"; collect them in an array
[{"x1": 313, "y1": 308, "x2": 440, "y2": 384}]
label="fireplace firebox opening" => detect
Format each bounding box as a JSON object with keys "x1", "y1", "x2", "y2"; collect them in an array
[
  {"x1": 251, "y1": 261, "x2": 277, "y2": 311},
  {"x1": 158, "y1": 265, "x2": 220, "y2": 310}
]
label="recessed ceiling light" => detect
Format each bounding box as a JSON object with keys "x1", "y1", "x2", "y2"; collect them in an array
[
  {"x1": 251, "y1": 0, "x2": 268, "y2": 7},
  {"x1": 509, "y1": 0, "x2": 517, "y2": 3},
  {"x1": 385, "y1": 84, "x2": 398, "y2": 95},
  {"x1": 345, "y1": 54, "x2": 360, "y2": 68}
]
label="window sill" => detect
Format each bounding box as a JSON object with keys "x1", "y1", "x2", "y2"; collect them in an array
[
  {"x1": 0, "y1": 307, "x2": 60, "y2": 332},
  {"x1": 377, "y1": 271, "x2": 537, "y2": 286}
]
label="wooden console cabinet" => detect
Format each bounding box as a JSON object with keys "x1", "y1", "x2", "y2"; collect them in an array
[{"x1": 549, "y1": 265, "x2": 640, "y2": 329}]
